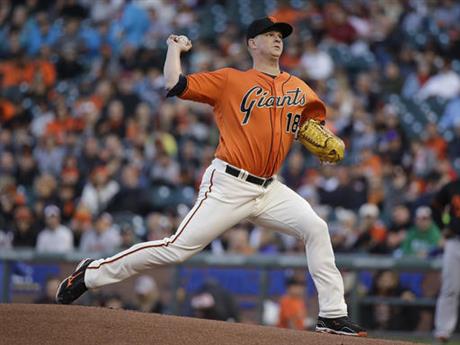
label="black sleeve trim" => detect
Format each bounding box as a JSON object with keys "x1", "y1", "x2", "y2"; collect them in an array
[{"x1": 166, "y1": 74, "x2": 187, "y2": 98}]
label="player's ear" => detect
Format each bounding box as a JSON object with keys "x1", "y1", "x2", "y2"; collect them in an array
[{"x1": 247, "y1": 38, "x2": 257, "y2": 49}]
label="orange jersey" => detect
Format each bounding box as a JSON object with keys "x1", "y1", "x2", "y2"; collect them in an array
[{"x1": 178, "y1": 68, "x2": 326, "y2": 177}]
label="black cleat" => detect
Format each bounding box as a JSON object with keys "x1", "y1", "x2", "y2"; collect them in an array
[
  {"x1": 316, "y1": 316, "x2": 367, "y2": 337},
  {"x1": 56, "y1": 258, "x2": 93, "y2": 304}
]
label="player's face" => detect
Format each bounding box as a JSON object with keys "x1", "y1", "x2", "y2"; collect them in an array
[{"x1": 253, "y1": 31, "x2": 284, "y2": 58}]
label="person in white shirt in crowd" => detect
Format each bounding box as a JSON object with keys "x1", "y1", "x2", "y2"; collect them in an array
[
  {"x1": 300, "y1": 37, "x2": 334, "y2": 81},
  {"x1": 80, "y1": 165, "x2": 120, "y2": 216},
  {"x1": 417, "y1": 59, "x2": 460, "y2": 100},
  {"x1": 36, "y1": 205, "x2": 73, "y2": 253},
  {"x1": 80, "y1": 212, "x2": 121, "y2": 253}
]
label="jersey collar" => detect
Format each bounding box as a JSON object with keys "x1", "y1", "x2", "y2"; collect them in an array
[{"x1": 251, "y1": 68, "x2": 290, "y2": 82}]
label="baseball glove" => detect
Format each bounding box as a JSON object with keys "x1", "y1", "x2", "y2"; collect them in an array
[{"x1": 297, "y1": 119, "x2": 345, "y2": 163}]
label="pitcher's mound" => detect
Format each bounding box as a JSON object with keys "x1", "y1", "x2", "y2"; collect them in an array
[{"x1": 0, "y1": 304, "x2": 422, "y2": 345}]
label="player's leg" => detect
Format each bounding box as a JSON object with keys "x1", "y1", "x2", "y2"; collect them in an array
[
  {"x1": 56, "y1": 167, "x2": 254, "y2": 303},
  {"x1": 434, "y1": 239, "x2": 460, "y2": 341},
  {"x1": 250, "y1": 180, "x2": 366, "y2": 336}
]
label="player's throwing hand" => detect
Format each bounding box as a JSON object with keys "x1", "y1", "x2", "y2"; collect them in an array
[{"x1": 167, "y1": 34, "x2": 192, "y2": 52}]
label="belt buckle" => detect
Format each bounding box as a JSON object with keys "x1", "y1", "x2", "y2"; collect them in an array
[
  {"x1": 240, "y1": 170, "x2": 249, "y2": 181},
  {"x1": 263, "y1": 178, "x2": 273, "y2": 188}
]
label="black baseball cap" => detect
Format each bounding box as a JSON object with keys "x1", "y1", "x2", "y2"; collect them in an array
[{"x1": 246, "y1": 16, "x2": 293, "y2": 41}]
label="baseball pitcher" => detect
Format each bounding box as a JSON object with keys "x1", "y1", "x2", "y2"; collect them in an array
[{"x1": 56, "y1": 17, "x2": 365, "y2": 337}]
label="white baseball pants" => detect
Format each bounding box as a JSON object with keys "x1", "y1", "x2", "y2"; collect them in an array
[{"x1": 85, "y1": 158, "x2": 347, "y2": 318}]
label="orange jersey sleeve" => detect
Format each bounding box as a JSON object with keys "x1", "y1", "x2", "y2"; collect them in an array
[
  {"x1": 299, "y1": 82, "x2": 326, "y2": 124},
  {"x1": 179, "y1": 68, "x2": 229, "y2": 106}
]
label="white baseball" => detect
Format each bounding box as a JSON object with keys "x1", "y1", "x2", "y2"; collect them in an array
[{"x1": 177, "y1": 35, "x2": 190, "y2": 44}]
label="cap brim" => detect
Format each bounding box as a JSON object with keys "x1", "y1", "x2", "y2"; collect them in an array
[{"x1": 261, "y1": 22, "x2": 293, "y2": 38}]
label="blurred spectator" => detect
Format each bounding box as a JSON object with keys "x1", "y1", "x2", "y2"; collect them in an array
[
  {"x1": 318, "y1": 166, "x2": 367, "y2": 210},
  {"x1": 69, "y1": 207, "x2": 93, "y2": 248},
  {"x1": 381, "y1": 62, "x2": 404, "y2": 95},
  {"x1": 133, "y1": 275, "x2": 164, "y2": 314},
  {"x1": 119, "y1": 222, "x2": 137, "y2": 249},
  {"x1": 277, "y1": 276, "x2": 307, "y2": 330},
  {"x1": 145, "y1": 212, "x2": 173, "y2": 242},
  {"x1": 78, "y1": 136, "x2": 101, "y2": 178},
  {"x1": 324, "y1": 3, "x2": 357, "y2": 44},
  {"x1": 386, "y1": 204, "x2": 412, "y2": 254},
  {"x1": 189, "y1": 279, "x2": 240, "y2": 322},
  {"x1": 55, "y1": 45, "x2": 84, "y2": 80},
  {"x1": 410, "y1": 140, "x2": 438, "y2": 178},
  {"x1": 402, "y1": 60, "x2": 432, "y2": 98},
  {"x1": 362, "y1": 270, "x2": 417, "y2": 331},
  {"x1": 34, "y1": 276, "x2": 61, "y2": 304},
  {"x1": 80, "y1": 165, "x2": 119, "y2": 215},
  {"x1": 36, "y1": 205, "x2": 73, "y2": 253},
  {"x1": 0, "y1": 150, "x2": 16, "y2": 177},
  {"x1": 33, "y1": 173, "x2": 59, "y2": 215},
  {"x1": 97, "y1": 99, "x2": 127, "y2": 137},
  {"x1": 106, "y1": 164, "x2": 152, "y2": 215},
  {"x1": 400, "y1": 206, "x2": 442, "y2": 258},
  {"x1": 24, "y1": 11, "x2": 60, "y2": 56},
  {"x1": 353, "y1": 203, "x2": 388, "y2": 253},
  {"x1": 448, "y1": 119, "x2": 460, "y2": 162},
  {"x1": 16, "y1": 148, "x2": 39, "y2": 188},
  {"x1": 417, "y1": 60, "x2": 460, "y2": 100},
  {"x1": 249, "y1": 227, "x2": 281, "y2": 254},
  {"x1": 439, "y1": 96, "x2": 460, "y2": 132},
  {"x1": 99, "y1": 292, "x2": 128, "y2": 310},
  {"x1": 57, "y1": 184, "x2": 78, "y2": 223},
  {"x1": 226, "y1": 226, "x2": 254, "y2": 255},
  {"x1": 12, "y1": 206, "x2": 38, "y2": 248},
  {"x1": 423, "y1": 122, "x2": 447, "y2": 160},
  {"x1": 33, "y1": 136, "x2": 65, "y2": 176},
  {"x1": 300, "y1": 38, "x2": 334, "y2": 81},
  {"x1": 80, "y1": 212, "x2": 121, "y2": 253},
  {"x1": 281, "y1": 150, "x2": 305, "y2": 190},
  {"x1": 0, "y1": 180, "x2": 20, "y2": 236},
  {"x1": 0, "y1": 226, "x2": 12, "y2": 249},
  {"x1": 329, "y1": 208, "x2": 359, "y2": 252},
  {"x1": 150, "y1": 152, "x2": 180, "y2": 186}
]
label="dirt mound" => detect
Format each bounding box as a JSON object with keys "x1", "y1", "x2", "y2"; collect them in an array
[{"x1": 0, "y1": 304, "x2": 422, "y2": 345}]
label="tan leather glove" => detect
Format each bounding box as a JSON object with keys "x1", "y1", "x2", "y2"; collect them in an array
[{"x1": 297, "y1": 119, "x2": 345, "y2": 163}]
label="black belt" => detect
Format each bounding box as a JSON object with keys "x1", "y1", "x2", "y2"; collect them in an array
[{"x1": 225, "y1": 165, "x2": 273, "y2": 188}]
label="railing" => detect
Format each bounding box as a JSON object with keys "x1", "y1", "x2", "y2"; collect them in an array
[
  {"x1": 0, "y1": 250, "x2": 442, "y2": 324},
  {"x1": 175, "y1": 253, "x2": 442, "y2": 323}
]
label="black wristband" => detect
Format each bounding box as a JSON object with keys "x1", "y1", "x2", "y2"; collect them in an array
[{"x1": 166, "y1": 74, "x2": 187, "y2": 98}]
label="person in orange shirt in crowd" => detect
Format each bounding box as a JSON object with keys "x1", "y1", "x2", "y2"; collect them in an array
[
  {"x1": 0, "y1": 54, "x2": 35, "y2": 89},
  {"x1": 269, "y1": 0, "x2": 309, "y2": 27},
  {"x1": 424, "y1": 122, "x2": 447, "y2": 160},
  {"x1": 45, "y1": 98, "x2": 84, "y2": 144},
  {"x1": 278, "y1": 276, "x2": 307, "y2": 330},
  {"x1": 0, "y1": 97, "x2": 16, "y2": 123}
]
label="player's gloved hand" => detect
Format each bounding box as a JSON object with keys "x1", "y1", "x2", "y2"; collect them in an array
[
  {"x1": 166, "y1": 34, "x2": 192, "y2": 53},
  {"x1": 297, "y1": 119, "x2": 345, "y2": 164}
]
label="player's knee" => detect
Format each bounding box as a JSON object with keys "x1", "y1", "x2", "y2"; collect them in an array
[{"x1": 304, "y1": 217, "x2": 329, "y2": 241}]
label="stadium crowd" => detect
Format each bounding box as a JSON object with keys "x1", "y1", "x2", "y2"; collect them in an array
[{"x1": 0, "y1": 0, "x2": 459, "y2": 332}]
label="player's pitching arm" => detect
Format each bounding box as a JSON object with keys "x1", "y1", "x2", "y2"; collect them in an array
[{"x1": 164, "y1": 34, "x2": 192, "y2": 91}]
